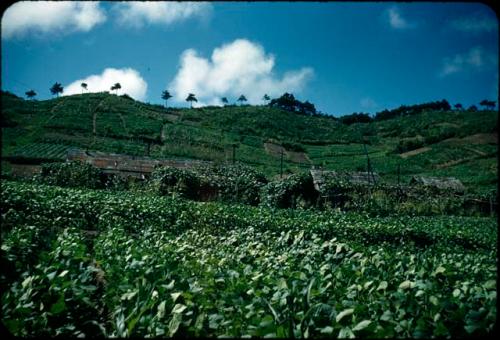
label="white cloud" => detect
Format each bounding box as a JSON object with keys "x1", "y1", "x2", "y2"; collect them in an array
[
  {"x1": 114, "y1": 1, "x2": 212, "y2": 28},
  {"x1": 387, "y1": 7, "x2": 414, "y2": 29},
  {"x1": 168, "y1": 39, "x2": 314, "y2": 107},
  {"x1": 64, "y1": 68, "x2": 148, "y2": 101},
  {"x1": 450, "y1": 12, "x2": 498, "y2": 33},
  {"x1": 1, "y1": 1, "x2": 106, "y2": 39},
  {"x1": 439, "y1": 47, "x2": 497, "y2": 77}
]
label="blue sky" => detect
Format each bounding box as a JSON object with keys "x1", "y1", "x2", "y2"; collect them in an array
[{"x1": 1, "y1": 1, "x2": 498, "y2": 116}]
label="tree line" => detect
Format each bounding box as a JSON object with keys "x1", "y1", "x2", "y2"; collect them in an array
[
  {"x1": 21, "y1": 83, "x2": 496, "y2": 123},
  {"x1": 338, "y1": 99, "x2": 497, "y2": 125},
  {"x1": 24, "y1": 82, "x2": 275, "y2": 110}
]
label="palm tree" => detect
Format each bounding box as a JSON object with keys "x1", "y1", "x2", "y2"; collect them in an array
[
  {"x1": 186, "y1": 93, "x2": 197, "y2": 108},
  {"x1": 25, "y1": 90, "x2": 37, "y2": 114},
  {"x1": 50, "y1": 82, "x2": 64, "y2": 98},
  {"x1": 479, "y1": 99, "x2": 496, "y2": 110},
  {"x1": 162, "y1": 90, "x2": 172, "y2": 108},
  {"x1": 111, "y1": 83, "x2": 121, "y2": 95},
  {"x1": 237, "y1": 95, "x2": 247, "y2": 105},
  {"x1": 262, "y1": 94, "x2": 270, "y2": 104},
  {"x1": 81, "y1": 82, "x2": 88, "y2": 94},
  {"x1": 221, "y1": 97, "x2": 228, "y2": 105},
  {"x1": 25, "y1": 90, "x2": 37, "y2": 100}
]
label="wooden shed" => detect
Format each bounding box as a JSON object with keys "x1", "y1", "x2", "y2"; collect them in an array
[
  {"x1": 409, "y1": 175, "x2": 465, "y2": 193},
  {"x1": 67, "y1": 148, "x2": 210, "y2": 178},
  {"x1": 310, "y1": 169, "x2": 380, "y2": 192}
]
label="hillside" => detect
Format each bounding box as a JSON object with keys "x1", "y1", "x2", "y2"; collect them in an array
[{"x1": 1, "y1": 91, "x2": 497, "y2": 193}]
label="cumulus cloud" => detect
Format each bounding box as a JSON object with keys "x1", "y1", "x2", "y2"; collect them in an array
[
  {"x1": 168, "y1": 39, "x2": 314, "y2": 107},
  {"x1": 1, "y1": 1, "x2": 106, "y2": 39},
  {"x1": 64, "y1": 68, "x2": 148, "y2": 101},
  {"x1": 450, "y1": 12, "x2": 498, "y2": 33},
  {"x1": 114, "y1": 1, "x2": 212, "y2": 27},
  {"x1": 387, "y1": 7, "x2": 414, "y2": 29},
  {"x1": 439, "y1": 47, "x2": 497, "y2": 77}
]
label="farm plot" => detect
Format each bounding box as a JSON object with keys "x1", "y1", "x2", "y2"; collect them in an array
[
  {"x1": 7, "y1": 143, "x2": 70, "y2": 160},
  {"x1": 1, "y1": 181, "x2": 497, "y2": 338}
]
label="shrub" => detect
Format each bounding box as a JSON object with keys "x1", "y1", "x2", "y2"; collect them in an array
[
  {"x1": 261, "y1": 172, "x2": 317, "y2": 209},
  {"x1": 339, "y1": 113, "x2": 373, "y2": 125},
  {"x1": 395, "y1": 136, "x2": 425, "y2": 153},
  {"x1": 120, "y1": 94, "x2": 134, "y2": 101},
  {"x1": 196, "y1": 163, "x2": 268, "y2": 205},
  {"x1": 150, "y1": 166, "x2": 200, "y2": 199},
  {"x1": 281, "y1": 141, "x2": 306, "y2": 152},
  {"x1": 36, "y1": 161, "x2": 103, "y2": 189}
]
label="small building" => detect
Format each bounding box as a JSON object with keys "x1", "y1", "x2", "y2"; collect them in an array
[
  {"x1": 310, "y1": 169, "x2": 380, "y2": 192},
  {"x1": 67, "y1": 148, "x2": 210, "y2": 178},
  {"x1": 409, "y1": 175, "x2": 465, "y2": 193}
]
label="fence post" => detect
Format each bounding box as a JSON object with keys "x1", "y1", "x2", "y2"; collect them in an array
[{"x1": 280, "y1": 149, "x2": 284, "y2": 179}]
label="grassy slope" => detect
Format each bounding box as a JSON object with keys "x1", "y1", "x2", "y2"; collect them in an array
[{"x1": 1, "y1": 91, "x2": 497, "y2": 193}]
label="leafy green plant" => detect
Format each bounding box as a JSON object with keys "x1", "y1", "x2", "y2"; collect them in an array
[
  {"x1": 150, "y1": 166, "x2": 200, "y2": 199},
  {"x1": 261, "y1": 172, "x2": 317, "y2": 209},
  {"x1": 36, "y1": 161, "x2": 104, "y2": 189},
  {"x1": 0, "y1": 180, "x2": 497, "y2": 337}
]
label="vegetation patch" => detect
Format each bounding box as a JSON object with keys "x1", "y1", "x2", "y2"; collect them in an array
[{"x1": 0, "y1": 181, "x2": 497, "y2": 338}]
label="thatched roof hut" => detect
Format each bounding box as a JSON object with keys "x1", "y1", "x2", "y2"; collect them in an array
[
  {"x1": 409, "y1": 175, "x2": 465, "y2": 192},
  {"x1": 310, "y1": 169, "x2": 380, "y2": 192}
]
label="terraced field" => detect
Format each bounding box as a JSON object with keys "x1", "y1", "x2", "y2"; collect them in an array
[{"x1": 2, "y1": 91, "x2": 497, "y2": 192}]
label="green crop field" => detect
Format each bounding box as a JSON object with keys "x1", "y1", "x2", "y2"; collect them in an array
[
  {"x1": 2, "y1": 2, "x2": 498, "y2": 338},
  {"x1": 1, "y1": 90, "x2": 498, "y2": 338},
  {"x1": 1, "y1": 91, "x2": 497, "y2": 192},
  {"x1": 1, "y1": 181, "x2": 497, "y2": 338}
]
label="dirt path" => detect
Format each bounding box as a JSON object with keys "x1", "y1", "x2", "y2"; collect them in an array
[
  {"x1": 285, "y1": 150, "x2": 312, "y2": 164},
  {"x1": 462, "y1": 133, "x2": 497, "y2": 144},
  {"x1": 464, "y1": 147, "x2": 488, "y2": 156},
  {"x1": 264, "y1": 142, "x2": 312, "y2": 164},
  {"x1": 435, "y1": 158, "x2": 468, "y2": 169},
  {"x1": 92, "y1": 97, "x2": 110, "y2": 136},
  {"x1": 399, "y1": 147, "x2": 431, "y2": 159}
]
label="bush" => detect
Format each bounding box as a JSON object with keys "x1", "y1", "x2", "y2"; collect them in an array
[
  {"x1": 281, "y1": 141, "x2": 306, "y2": 152},
  {"x1": 196, "y1": 163, "x2": 268, "y2": 205},
  {"x1": 339, "y1": 113, "x2": 373, "y2": 125},
  {"x1": 120, "y1": 94, "x2": 134, "y2": 101},
  {"x1": 395, "y1": 136, "x2": 425, "y2": 153},
  {"x1": 150, "y1": 166, "x2": 200, "y2": 200},
  {"x1": 149, "y1": 163, "x2": 267, "y2": 205},
  {"x1": 36, "y1": 161, "x2": 104, "y2": 189},
  {"x1": 261, "y1": 172, "x2": 317, "y2": 209},
  {"x1": 424, "y1": 127, "x2": 457, "y2": 144}
]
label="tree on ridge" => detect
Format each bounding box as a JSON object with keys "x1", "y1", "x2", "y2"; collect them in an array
[
  {"x1": 237, "y1": 94, "x2": 247, "y2": 105},
  {"x1": 162, "y1": 90, "x2": 172, "y2": 108},
  {"x1": 186, "y1": 93, "x2": 197, "y2": 108},
  {"x1": 110, "y1": 83, "x2": 121, "y2": 95},
  {"x1": 25, "y1": 90, "x2": 37, "y2": 100},
  {"x1": 50, "y1": 82, "x2": 64, "y2": 98}
]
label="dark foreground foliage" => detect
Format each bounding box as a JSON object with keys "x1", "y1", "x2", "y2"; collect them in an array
[{"x1": 1, "y1": 181, "x2": 496, "y2": 337}]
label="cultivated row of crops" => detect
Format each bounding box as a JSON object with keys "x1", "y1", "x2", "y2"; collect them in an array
[
  {"x1": 8, "y1": 143, "x2": 70, "y2": 160},
  {"x1": 1, "y1": 181, "x2": 497, "y2": 337}
]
